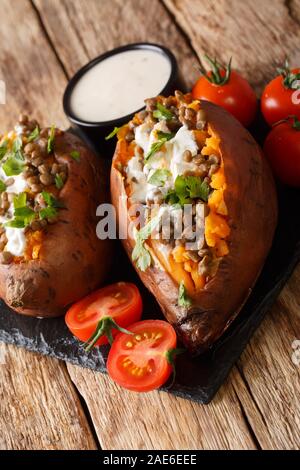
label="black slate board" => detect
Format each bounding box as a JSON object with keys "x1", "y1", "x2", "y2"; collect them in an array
[{"x1": 0, "y1": 123, "x2": 300, "y2": 404}]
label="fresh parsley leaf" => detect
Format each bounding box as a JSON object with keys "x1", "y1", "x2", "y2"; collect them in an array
[
  {"x1": 131, "y1": 216, "x2": 160, "y2": 272},
  {"x1": 47, "y1": 125, "x2": 56, "y2": 153},
  {"x1": 39, "y1": 206, "x2": 57, "y2": 220},
  {"x1": 13, "y1": 136, "x2": 22, "y2": 153},
  {"x1": 0, "y1": 141, "x2": 8, "y2": 160},
  {"x1": 178, "y1": 281, "x2": 192, "y2": 308},
  {"x1": 166, "y1": 175, "x2": 210, "y2": 206},
  {"x1": 137, "y1": 215, "x2": 160, "y2": 242},
  {"x1": 105, "y1": 127, "x2": 120, "y2": 140},
  {"x1": 2, "y1": 156, "x2": 25, "y2": 176},
  {"x1": 27, "y1": 126, "x2": 40, "y2": 142},
  {"x1": 70, "y1": 150, "x2": 80, "y2": 161},
  {"x1": 5, "y1": 219, "x2": 25, "y2": 228},
  {"x1": 41, "y1": 191, "x2": 65, "y2": 208},
  {"x1": 55, "y1": 173, "x2": 64, "y2": 189},
  {"x1": 0, "y1": 180, "x2": 6, "y2": 193},
  {"x1": 145, "y1": 131, "x2": 174, "y2": 161},
  {"x1": 132, "y1": 241, "x2": 151, "y2": 272},
  {"x1": 148, "y1": 169, "x2": 171, "y2": 187},
  {"x1": 153, "y1": 102, "x2": 174, "y2": 121},
  {"x1": 14, "y1": 206, "x2": 36, "y2": 225},
  {"x1": 13, "y1": 192, "x2": 27, "y2": 209}
]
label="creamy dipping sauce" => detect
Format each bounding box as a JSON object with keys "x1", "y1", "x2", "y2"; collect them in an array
[{"x1": 70, "y1": 49, "x2": 172, "y2": 122}]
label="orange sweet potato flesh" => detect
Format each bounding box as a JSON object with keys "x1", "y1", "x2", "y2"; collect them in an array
[
  {"x1": 0, "y1": 131, "x2": 112, "y2": 318},
  {"x1": 110, "y1": 100, "x2": 278, "y2": 355}
]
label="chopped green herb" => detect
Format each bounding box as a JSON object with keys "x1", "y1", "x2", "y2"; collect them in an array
[
  {"x1": 178, "y1": 281, "x2": 192, "y2": 308},
  {"x1": 39, "y1": 206, "x2": 57, "y2": 220},
  {"x1": 145, "y1": 131, "x2": 175, "y2": 161},
  {"x1": 14, "y1": 206, "x2": 35, "y2": 225},
  {"x1": 13, "y1": 192, "x2": 27, "y2": 209},
  {"x1": 131, "y1": 216, "x2": 160, "y2": 272},
  {"x1": 5, "y1": 219, "x2": 25, "y2": 229},
  {"x1": 153, "y1": 102, "x2": 174, "y2": 121},
  {"x1": 0, "y1": 141, "x2": 8, "y2": 160},
  {"x1": 55, "y1": 173, "x2": 64, "y2": 189},
  {"x1": 47, "y1": 125, "x2": 56, "y2": 153},
  {"x1": 41, "y1": 190, "x2": 65, "y2": 208},
  {"x1": 165, "y1": 175, "x2": 209, "y2": 206},
  {"x1": 70, "y1": 150, "x2": 80, "y2": 161},
  {"x1": 27, "y1": 126, "x2": 40, "y2": 142},
  {"x1": 0, "y1": 180, "x2": 6, "y2": 193},
  {"x1": 13, "y1": 136, "x2": 22, "y2": 153},
  {"x1": 148, "y1": 169, "x2": 171, "y2": 187},
  {"x1": 105, "y1": 127, "x2": 121, "y2": 140},
  {"x1": 2, "y1": 156, "x2": 25, "y2": 176}
]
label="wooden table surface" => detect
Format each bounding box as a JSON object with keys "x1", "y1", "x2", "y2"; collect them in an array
[{"x1": 0, "y1": 0, "x2": 299, "y2": 450}]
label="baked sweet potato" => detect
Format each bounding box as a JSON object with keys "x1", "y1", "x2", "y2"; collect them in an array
[
  {"x1": 110, "y1": 93, "x2": 278, "y2": 355},
  {"x1": 0, "y1": 116, "x2": 111, "y2": 317}
]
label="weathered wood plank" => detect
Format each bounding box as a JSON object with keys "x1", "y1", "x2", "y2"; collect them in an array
[
  {"x1": 67, "y1": 363, "x2": 256, "y2": 450},
  {"x1": 33, "y1": 0, "x2": 200, "y2": 89},
  {"x1": 0, "y1": 344, "x2": 97, "y2": 450},
  {"x1": 163, "y1": 0, "x2": 300, "y2": 93},
  {"x1": 0, "y1": 0, "x2": 95, "y2": 450}
]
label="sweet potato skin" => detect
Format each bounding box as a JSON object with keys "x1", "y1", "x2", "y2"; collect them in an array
[
  {"x1": 111, "y1": 100, "x2": 278, "y2": 355},
  {"x1": 0, "y1": 131, "x2": 112, "y2": 318}
]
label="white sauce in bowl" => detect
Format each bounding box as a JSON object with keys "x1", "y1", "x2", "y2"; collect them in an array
[{"x1": 70, "y1": 49, "x2": 172, "y2": 122}]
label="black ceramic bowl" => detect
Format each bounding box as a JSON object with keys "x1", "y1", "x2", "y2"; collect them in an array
[{"x1": 63, "y1": 42, "x2": 183, "y2": 156}]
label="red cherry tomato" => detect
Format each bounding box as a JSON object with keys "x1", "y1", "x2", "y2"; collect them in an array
[
  {"x1": 107, "y1": 320, "x2": 178, "y2": 392},
  {"x1": 65, "y1": 282, "x2": 143, "y2": 349},
  {"x1": 261, "y1": 62, "x2": 300, "y2": 126},
  {"x1": 263, "y1": 117, "x2": 300, "y2": 187},
  {"x1": 192, "y1": 56, "x2": 257, "y2": 127}
]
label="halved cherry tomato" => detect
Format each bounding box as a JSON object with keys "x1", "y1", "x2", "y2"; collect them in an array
[
  {"x1": 107, "y1": 320, "x2": 178, "y2": 392},
  {"x1": 192, "y1": 55, "x2": 257, "y2": 127},
  {"x1": 65, "y1": 282, "x2": 142, "y2": 349},
  {"x1": 263, "y1": 117, "x2": 300, "y2": 187},
  {"x1": 261, "y1": 61, "x2": 300, "y2": 126}
]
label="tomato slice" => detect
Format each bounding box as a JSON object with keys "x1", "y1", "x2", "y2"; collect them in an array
[
  {"x1": 107, "y1": 320, "x2": 177, "y2": 392},
  {"x1": 65, "y1": 282, "x2": 142, "y2": 348}
]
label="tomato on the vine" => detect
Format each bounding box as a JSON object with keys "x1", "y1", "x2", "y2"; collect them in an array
[
  {"x1": 263, "y1": 116, "x2": 300, "y2": 187},
  {"x1": 192, "y1": 55, "x2": 257, "y2": 127},
  {"x1": 65, "y1": 282, "x2": 143, "y2": 350},
  {"x1": 261, "y1": 60, "x2": 300, "y2": 126},
  {"x1": 107, "y1": 320, "x2": 182, "y2": 392}
]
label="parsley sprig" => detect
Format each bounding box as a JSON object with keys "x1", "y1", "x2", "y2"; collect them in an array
[
  {"x1": 145, "y1": 131, "x2": 175, "y2": 161},
  {"x1": 153, "y1": 103, "x2": 174, "y2": 121},
  {"x1": 131, "y1": 216, "x2": 160, "y2": 272},
  {"x1": 166, "y1": 175, "x2": 209, "y2": 206},
  {"x1": 148, "y1": 169, "x2": 171, "y2": 187},
  {"x1": 178, "y1": 281, "x2": 192, "y2": 308}
]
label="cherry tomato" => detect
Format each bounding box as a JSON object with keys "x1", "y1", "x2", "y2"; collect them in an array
[
  {"x1": 65, "y1": 282, "x2": 143, "y2": 349},
  {"x1": 261, "y1": 61, "x2": 300, "y2": 126},
  {"x1": 263, "y1": 117, "x2": 300, "y2": 187},
  {"x1": 192, "y1": 56, "x2": 257, "y2": 127},
  {"x1": 107, "y1": 320, "x2": 178, "y2": 392}
]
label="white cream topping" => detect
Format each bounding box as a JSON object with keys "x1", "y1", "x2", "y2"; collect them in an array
[
  {"x1": 128, "y1": 123, "x2": 199, "y2": 203},
  {"x1": 5, "y1": 227, "x2": 26, "y2": 257},
  {"x1": 0, "y1": 162, "x2": 28, "y2": 257}
]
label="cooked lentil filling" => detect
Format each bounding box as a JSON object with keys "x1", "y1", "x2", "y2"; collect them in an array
[
  {"x1": 115, "y1": 92, "x2": 230, "y2": 294},
  {"x1": 0, "y1": 115, "x2": 68, "y2": 264}
]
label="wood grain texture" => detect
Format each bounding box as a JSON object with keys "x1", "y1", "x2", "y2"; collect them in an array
[
  {"x1": 67, "y1": 363, "x2": 256, "y2": 450},
  {"x1": 32, "y1": 0, "x2": 200, "y2": 88},
  {"x1": 164, "y1": 0, "x2": 300, "y2": 93},
  {"x1": 0, "y1": 0, "x2": 67, "y2": 129},
  {"x1": 0, "y1": 0, "x2": 95, "y2": 450},
  {"x1": 0, "y1": 344, "x2": 97, "y2": 450}
]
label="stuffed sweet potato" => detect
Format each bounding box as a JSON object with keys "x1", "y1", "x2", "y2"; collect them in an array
[
  {"x1": 111, "y1": 92, "x2": 278, "y2": 355},
  {"x1": 0, "y1": 115, "x2": 111, "y2": 317}
]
